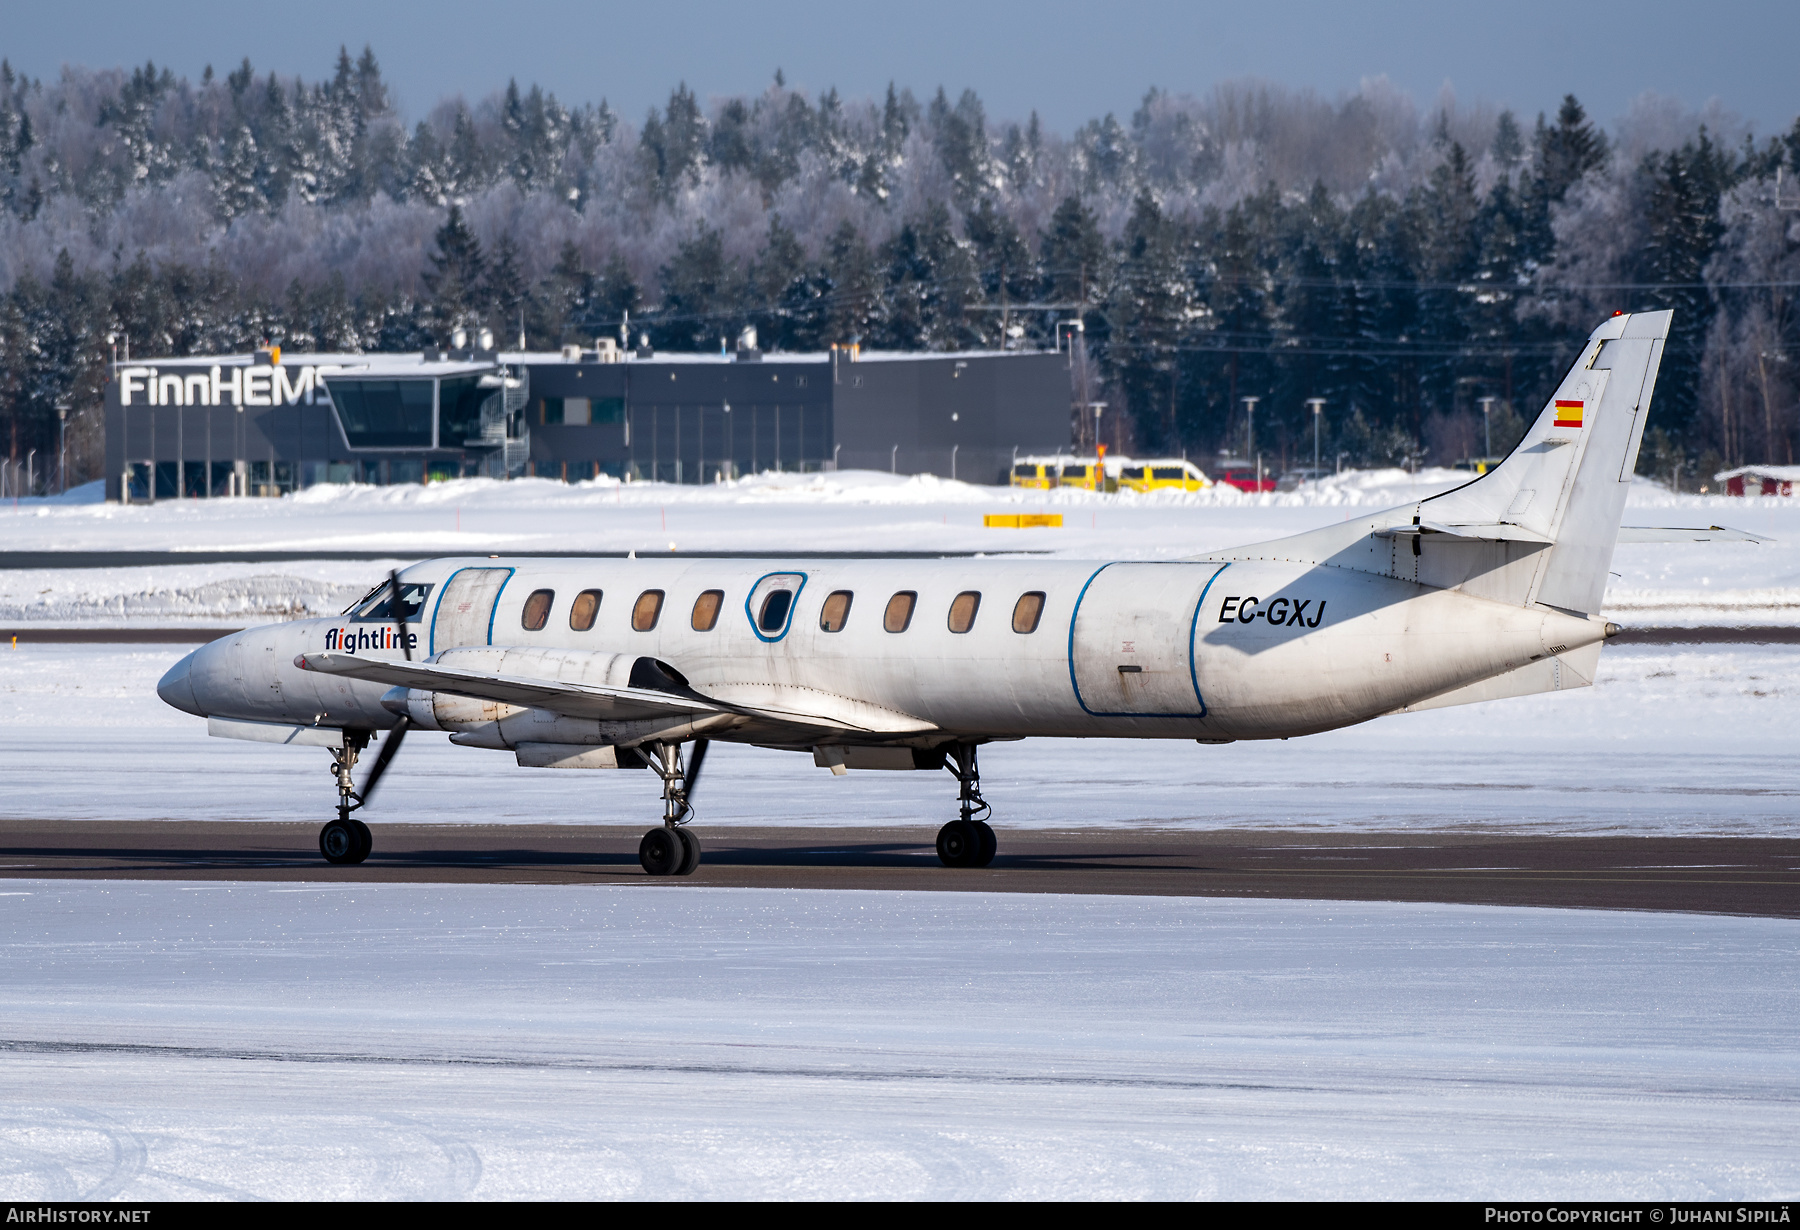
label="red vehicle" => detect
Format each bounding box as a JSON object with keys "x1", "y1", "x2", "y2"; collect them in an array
[{"x1": 1215, "y1": 466, "x2": 1276, "y2": 493}]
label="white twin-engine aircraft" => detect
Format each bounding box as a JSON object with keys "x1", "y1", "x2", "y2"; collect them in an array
[{"x1": 160, "y1": 311, "x2": 1688, "y2": 875}]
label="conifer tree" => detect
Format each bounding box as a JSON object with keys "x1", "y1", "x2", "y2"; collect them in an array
[{"x1": 422, "y1": 205, "x2": 486, "y2": 336}]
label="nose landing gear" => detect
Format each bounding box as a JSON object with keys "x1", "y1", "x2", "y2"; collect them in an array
[
  {"x1": 639, "y1": 740, "x2": 705, "y2": 877},
  {"x1": 937, "y1": 742, "x2": 996, "y2": 868},
  {"x1": 320, "y1": 736, "x2": 373, "y2": 866}
]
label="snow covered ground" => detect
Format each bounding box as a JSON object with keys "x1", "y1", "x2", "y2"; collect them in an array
[
  {"x1": 0, "y1": 881, "x2": 1793, "y2": 1200},
  {"x1": 2, "y1": 469, "x2": 1795, "y2": 627},
  {"x1": 3, "y1": 641, "x2": 1794, "y2": 835}
]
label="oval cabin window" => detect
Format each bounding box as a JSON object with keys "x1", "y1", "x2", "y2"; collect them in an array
[
  {"x1": 568, "y1": 589, "x2": 601, "y2": 632},
  {"x1": 819, "y1": 590, "x2": 853, "y2": 632},
  {"x1": 691, "y1": 590, "x2": 724, "y2": 631},
  {"x1": 947, "y1": 591, "x2": 981, "y2": 633},
  {"x1": 632, "y1": 590, "x2": 664, "y2": 632},
  {"x1": 1012, "y1": 591, "x2": 1046, "y2": 634},
  {"x1": 884, "y1": 591, "x2": 916, "y2": 633},
  {"x1": 521, "y1": 589, "x2": 554, "y2": 631},
  {"x1": 759, "y1": 589, "x2": 794, "y2": 632}
]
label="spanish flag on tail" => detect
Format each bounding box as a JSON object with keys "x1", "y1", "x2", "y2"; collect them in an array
[{"x1": 1553, "y1": 399, "x2": 1584, "y2": 428}]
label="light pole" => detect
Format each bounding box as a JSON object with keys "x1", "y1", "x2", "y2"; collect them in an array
[
  {"x1": 1478, "y1": 396, "x2": 1495, "y2": 459},
  {"x1": 56, "y1": 402, "x2": 68, "y2": 495},
  {"x1": 1241, "y1": 397, "x2": 1259, "y2": 467},
  {"x1": 1087, "y1": 402, "x2": 1107, "y2": 477},
  {"x1": 1306, "y1": 398, "x2": 1325, "y2": 475},
  {"x1": 722, "y1": 400, "x2": 733, "y2": 481}
]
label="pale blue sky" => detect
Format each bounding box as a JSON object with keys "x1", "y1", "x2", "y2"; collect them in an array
[{"x1": 5, "y1": 0, "x2": 1795, "y2": 134}]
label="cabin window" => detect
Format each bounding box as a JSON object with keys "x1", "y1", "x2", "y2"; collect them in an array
[
  {"x1": 691, "y1": 589, "x2": 724, "y2": 631},
  {"x1": 1153, "y1": 466, "x2": 1186, "y2": 481},
  {"x1": 745, "y1": 572, "x2": 807, "y2": 641},
  {"x1": 632, "y1": 590, "x2": 664, "y2": 631},
  {"x1": 947, "y1": 591, "x2": 981, "y2": 633},
  {"x1": 819, "y1": 590, "x2": 853, "y2": 632},
  {"x1": 521, "y1": 589, "x2": 555, "y2": 631},
  {"x1": 759, "y1": 589, "x2": 794, "y2": 632},
  {"x1": 569, "y1": 589, "x2": 601, "y2": 632},
  {"x1": 884, "y1": 591, "x2": 917, "y2": 633},
  {"x1": 1012, "y1": 591, "x2": 1046, "y2": 634}
]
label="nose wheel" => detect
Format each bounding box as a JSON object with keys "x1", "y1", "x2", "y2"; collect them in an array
[
  {"x1": 319, "y1": 737, "x2": 373, "y2": 866},
  {"x1": 937, "y1": 742, "x2": 997, "y2": 868},
  {"x1": 321, "y1": 818, "x2": 372, "y2": 865}
]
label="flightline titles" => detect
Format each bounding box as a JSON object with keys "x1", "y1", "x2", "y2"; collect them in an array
[{"x1": 323, "y1": 626, "x2": 418, "y2": 652}]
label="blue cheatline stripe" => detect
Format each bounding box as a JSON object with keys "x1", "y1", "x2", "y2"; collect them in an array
[
  {"x1": 429, "y1": 565, "x2": 514, "y2": 656},
  {"x1": 1066, "y1": 562, "x2": 1212, "y2": 719},
  {"x1": 1186, "y1": 563, "x2": 1231, "y2": 720},
  {"x1": 743, "y1": 571, "x2": 808, "y2": 643},
  {"x1": 1065, "y1": 564, "x2": 1114, "y2": 716},
  {"x1": 427, "y1": 567, "x2": 464, "y2": 657},
  {"x1": 486, "y1": 569, "x2": 515, "y2": 645}
]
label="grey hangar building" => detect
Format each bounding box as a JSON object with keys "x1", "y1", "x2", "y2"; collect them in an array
[{"x1": 102, "y1": 345, "x2": 1072, "y2": 501}]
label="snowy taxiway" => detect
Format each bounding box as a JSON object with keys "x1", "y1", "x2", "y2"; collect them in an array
[{"x1": 1, "y1": 881, "x2": 1796, "y2": 1201}]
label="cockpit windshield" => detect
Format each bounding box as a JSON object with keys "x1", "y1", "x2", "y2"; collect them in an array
[{"x1": 344, "y1": 581, "x2": 435, "y2": 622}]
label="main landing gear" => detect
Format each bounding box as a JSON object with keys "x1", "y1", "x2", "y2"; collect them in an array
[
  {"x1": 639, "y1": 740, "x2": 706, "y2": 877},
  {"x1": 319, "y1": 735, "x2": 373, "y2": 866},
  {"x1": 936, "y1": 742, "x2": 996, "y2": 869}
]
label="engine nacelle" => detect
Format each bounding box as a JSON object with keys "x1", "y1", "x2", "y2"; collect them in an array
[{"x1": 379, "y1": 646, "x2": 737, "y2": 750}]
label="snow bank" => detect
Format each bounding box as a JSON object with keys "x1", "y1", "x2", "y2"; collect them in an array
[
  {"x1": 1, "y1": 468, "x2": 1793, "y2": 629},
  {"x1": 0, "y1": 562, "x2": 399, "y2": 627}
]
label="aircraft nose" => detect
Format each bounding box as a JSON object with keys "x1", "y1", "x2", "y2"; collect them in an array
[{"x1": 157, "y1": 650, "x2": 204, "y2": 716}]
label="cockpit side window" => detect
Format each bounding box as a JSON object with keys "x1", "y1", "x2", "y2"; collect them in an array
[{"x1": 350, "y1": 581, "x2": 434, "y2": 622}]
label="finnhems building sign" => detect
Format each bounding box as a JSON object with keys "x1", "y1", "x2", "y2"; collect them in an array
[{"x1": 115, "y1": 362, "x2": 340, "y2": 407}]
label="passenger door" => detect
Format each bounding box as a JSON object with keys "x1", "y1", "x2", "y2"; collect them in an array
[
  {"x1": 1069, "y1": 563, "x2": 1218, "y2": 716},
  {"x1": 430, "y1": 567, "x2": 514, "y2": 653}
]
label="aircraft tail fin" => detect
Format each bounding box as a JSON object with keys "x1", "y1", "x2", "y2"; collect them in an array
[{"x1": 1417, "y1": 309, "x2": 1670, "y2": 613}]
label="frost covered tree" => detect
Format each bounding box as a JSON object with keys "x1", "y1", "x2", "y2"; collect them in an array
[{"x1": 2, "y1": 49, "x2": 1797, "y2": 477}]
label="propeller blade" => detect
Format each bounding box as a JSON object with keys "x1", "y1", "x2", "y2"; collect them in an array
[
  {"x1": 683, "y1": 738, "x2": 710, "y2": 799},
  {"x1": 359, "y1": 717, "x2": 410, "y2": 805},
  {"x1": 390, "y1": 569, "x2": 412, "y2": 660}
]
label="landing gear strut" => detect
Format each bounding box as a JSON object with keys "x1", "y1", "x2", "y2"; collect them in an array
[
  {"x1": 936, "y1": 742, "x2": 996, "y2": 868},
  {"x1": 639, "y1": 740, "x2": 704, "y2": 877},
  {"x1": 320, "y1": 735, "x2": 372, "y2": 866}
]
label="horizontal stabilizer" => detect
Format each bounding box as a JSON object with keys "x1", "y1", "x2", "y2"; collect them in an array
[
  {"x1": 296, "y1": 651, "x2": 719, "y2": 722},
  {"x1": 1373, "y1": 520, "x2": 1554, "y2": 545},
  {"x1": 1614, "y1": 525, "x2": 1766, "y2": 543}
]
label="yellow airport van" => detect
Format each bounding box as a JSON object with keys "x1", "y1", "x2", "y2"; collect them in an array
[
  {"x1": 1058, "y1": 460, "x2": 1106, "y2": 491},
  {"x1": 1117, "y1": 459, "x2": 1211, "y2": 493},
  {"x1": 1008, "y1": 457, "x2": 1064, "y2": 490}
]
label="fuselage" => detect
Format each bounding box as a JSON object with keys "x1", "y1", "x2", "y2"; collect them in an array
[{"x1": 161, "y1": 553, "x2": 1608, "y2": 746}]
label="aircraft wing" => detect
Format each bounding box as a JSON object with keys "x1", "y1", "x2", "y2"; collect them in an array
[
  {"x1": 1614, "y1": 525, "x2": 1766, "y2": 543},
  {"x1": 295, "y1": 651, "x2": 940, "y2": 737},
  {"x1": 297, "y1": 652, "x2": 720, "y2": 721}
]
